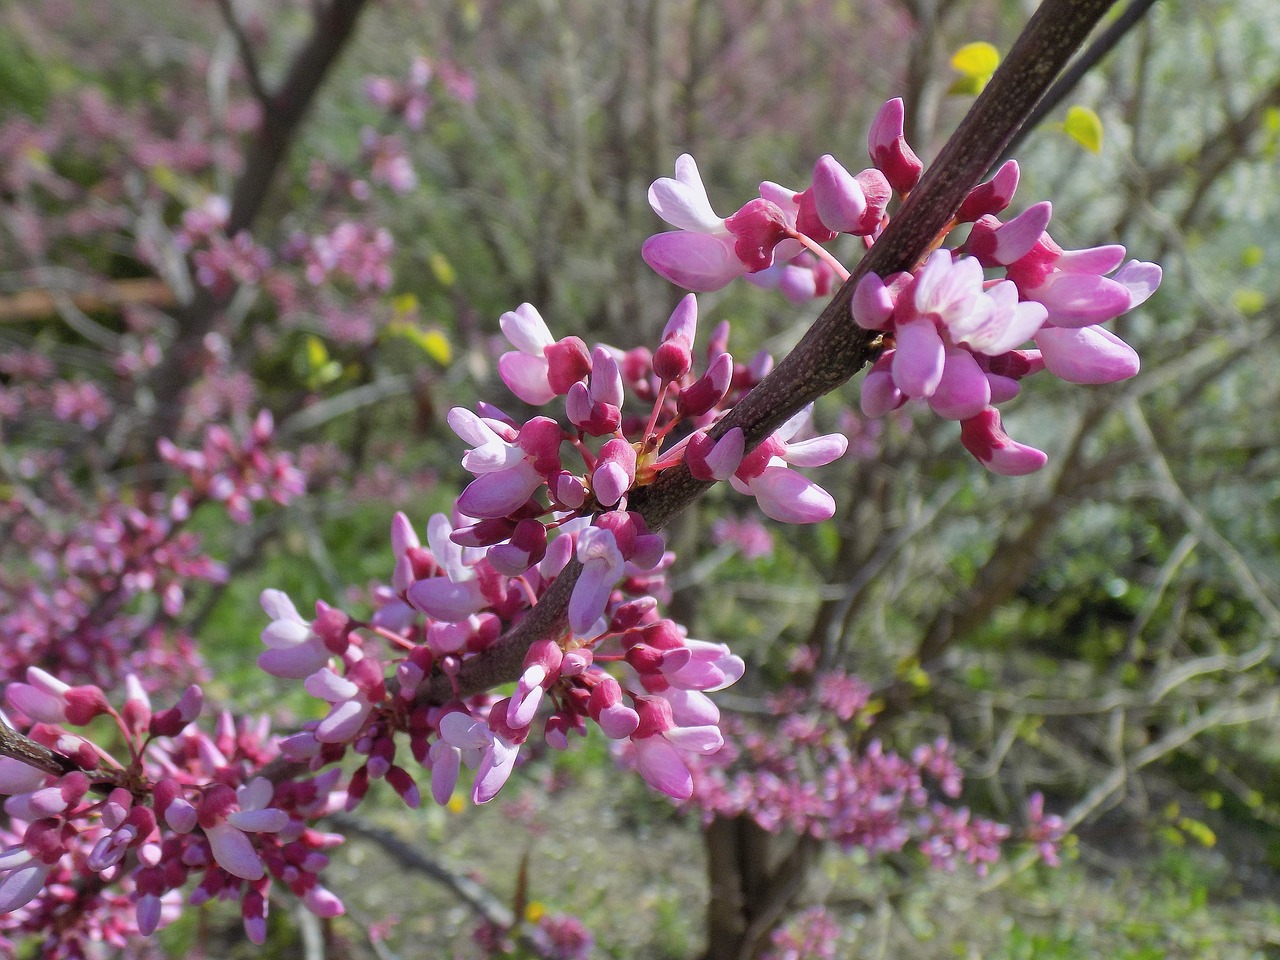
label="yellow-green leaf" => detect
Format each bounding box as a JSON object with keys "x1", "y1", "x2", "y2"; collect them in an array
[
  {"x1": 1062, "y1": 106, "x2": 1103, "y2": 153},
  {"x1": 1177, "y1": 817, "x2": 1216, "y2": 848},
  {"x1": 947, "y1": 75, "x2": 988, "y2": 97},
  {"x1": 386, "y1": 321, "x2": 453, "y2": 366},
  {"x1": 951, "y1": 41, "x2": 1000, "y2": 78},
  {"x1": 1241, "y1": 245, "x2": 1264, "y2": 268},
  {"x1": 305, "y1": 335, "x2": 330, "y2": 369},
  {"x1": 392, "y1": 292, "x2": 420, "y2": 317},
  {"x1": 1232, "y1": 288, "x2": 1266, "y2": 315},
  {"x1": 428, "y1": 251, "x2": 456, "y2": 288}
]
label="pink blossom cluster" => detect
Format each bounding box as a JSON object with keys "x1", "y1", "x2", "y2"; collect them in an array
[
  {"x1": 763, "y1": 905, "x2": 843, "y2": 960},
  {"x1": 0, "y1": 412, "x2": 304, "y2": 690},
  {"x1": 681, "y1": 668, "x2": 1064, "y2": 874},
  {"x1": 364, "y1": 55, "x2": 476, "y2": 130},
  {"x1": 159, "y1": 410, "x2": 307, "y2": 524},
  {"x1": 175, "y1": 196, "x2": 274, "y2": 297},
  {"x1": 0, "y1": 350, "x2": 113, "y2": 431},
  {"x1": 292, "y1": 221, "x2": 396, "y2": 292},
  {"x1": 643, "y1": 98, "x2": 1161, "y2": 474},
  {"x1": 0, "y1": 674, "x2": 345, "y2": 952}
]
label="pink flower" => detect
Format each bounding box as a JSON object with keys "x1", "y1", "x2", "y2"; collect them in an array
[
  {"x1": 257, "y1": 590, "x2": 330, "y2": 679},
  {"x1": 630, "y1": 696, "x2": 724, "y2": 800}
]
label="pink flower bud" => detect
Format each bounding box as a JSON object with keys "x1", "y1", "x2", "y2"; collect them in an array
[
  {"x1": 810, "y1": 155, "x2": 868, "y2": 235},
  {"x1": 868, "y1": 98, "x2": 923, "y2": 194}
]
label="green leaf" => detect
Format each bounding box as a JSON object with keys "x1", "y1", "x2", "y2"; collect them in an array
[{"x1": 1062, "y1": 106, "x2": 1103, "y2": 153}]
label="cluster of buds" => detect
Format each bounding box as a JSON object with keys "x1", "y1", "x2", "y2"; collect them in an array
[
  {"x1": 642, "y1": 98, "x2": 1161, "y2": 474},
  {"x1": 0, "y1": 672, "x2": 345, "y2": 949},
  {"x1": 257, "y1": 505, "x2": 744, "y2": 805}
]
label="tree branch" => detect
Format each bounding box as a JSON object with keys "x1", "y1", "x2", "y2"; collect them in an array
[{"x1": 422, "y1": 0, "x2": 1122, "y2": 707}]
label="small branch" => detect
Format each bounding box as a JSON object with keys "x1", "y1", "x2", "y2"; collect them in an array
[
  {"x1": 0, "y1": 714, "x2": 82, "y2": 778},
  {"x1": 216, "y1": 0, "x2": 272, "y2": 110},
  {"x1": 326, "y1": 812, "x2": 559, "y2": 959},
  {"x1": 996, "y1": 0, "x2": 1161, "y2": 167}
]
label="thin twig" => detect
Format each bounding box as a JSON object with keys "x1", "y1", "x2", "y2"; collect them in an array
[{"x1": 216, "y1": 0, "x2": 272, "y2": 110}]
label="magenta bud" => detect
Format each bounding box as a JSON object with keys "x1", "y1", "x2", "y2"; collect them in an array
[
  {"x1": 724, "y1": 198, "x2": 791, "y2": 272},
  {"x1": 63, "y1": 686, "x2": 110, "y2": 726},
  {"x1": 545, "y1": 336, "x2": 592, "y2": 394}
]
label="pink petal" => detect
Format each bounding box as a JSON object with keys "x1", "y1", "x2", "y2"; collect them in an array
[
  {"x1": 598, "y1": 703, "x2": 640, "y2": 739},
  {"x1": 892, "y1": 318, "x2": 945, "y2": 397},
  {"x1": 1113, "y1": 260, "x2": 1161, "y2": 308},
  {"x1": 569, "y1": 558, "x2": 619, "y2": 636},
  {"x1": 661, "y1": 688, "x2": 720, "y2": 726},
  {"x1": 473, "y1": 737, "x2": 519, "y2": 804},
  {"x1": 429, "y1": 741, "x2": 461, "y2": 805},
  {"x1": 0, "y1": 863, "x2": 49, "y2": 914},
  {"x1": 499, "y1": 303, "x2": 553, "y2": 354},
  {"x1": 257, "y1": 643, "x2": 329, "y2": 680},
  {"x1": 960, "y1": 409, "x2": 1047, "y2": 476},
  {"x1": 1055, "y1": 244, "x2": 1126, "y2": 274},
  {"x1": 316, "y1": 699, "x2": 372, "y2": 743},
  {"x1": 1036, "y1": 325, "x2": 1139, "y2": 383},
  {"x1": 648, "y1": 154, "x2": 724, "y2": 232},
  {"x1": 259, "y1": 589, "x2": 301, "y2": 623},
  {"x1": 1034, "y1": 273, "x2": 1132, "y2": 327},
  {"x1": 748, "y1": 466, "x2": 835, "y2": 524},
  {"x1": 782, "y1": 434, "x2": 848, "y2": 467},
  {"x1": 852, "y1": 273, "x2": 895, "y2": 330},
  {"x1": 456, "y1": 461, "x2": 544, "y2": 518},
  {"x1": 928, "y1": 348, "x2": 991, "y2": 420},
  {"x1": 992, "y1": 201, "x2": 1051, "y2": 264},
  {"x1": 642, "y1": 231, "x2": 744, "y2": 292},
  {"x1": 407, "y1": 577, "x2": 485, "y2": 623},
  {"x1": 811, "y1": 154, "x2": 867, "y2": 234},
  {"x1": 498, "y1": 352, "x2": 556, "y2": 405},
  {"x1": 633, "y1": 736, "x2": 693, "y2": 799},
  {"x1": 205, "y1": 823, "x2": 264, "y2": 880},
  {"x1": 663, "y1": 724, "x2": 724, "y2": 754},
  {"x1": 226, "y1": 808, "x2": 289, "y2": 833},
  {"x1": 861, "y1": 363, "x2": 906, "y2": 418}
]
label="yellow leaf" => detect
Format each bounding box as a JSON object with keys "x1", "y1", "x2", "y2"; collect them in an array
[
  {"x1": 1241, "y1": 245, "x2": 1264, "y2": 268},
  {"x1": 305, "y1": 335, "x2": 329, "y2": 369},
  {"x1": 1062, "y1": 106, "x2": 1103, "y2": 153},
  {"x1": 951, "y1": 41, "x2": 1000, "y2": 78},
  {"x1": 420, "y1": 329, "x2": 453, "y2": 365}
]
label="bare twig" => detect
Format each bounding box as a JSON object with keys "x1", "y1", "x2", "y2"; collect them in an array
[{"x1": 216, "y1": 0, "x2": 272, "y2": 109}]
